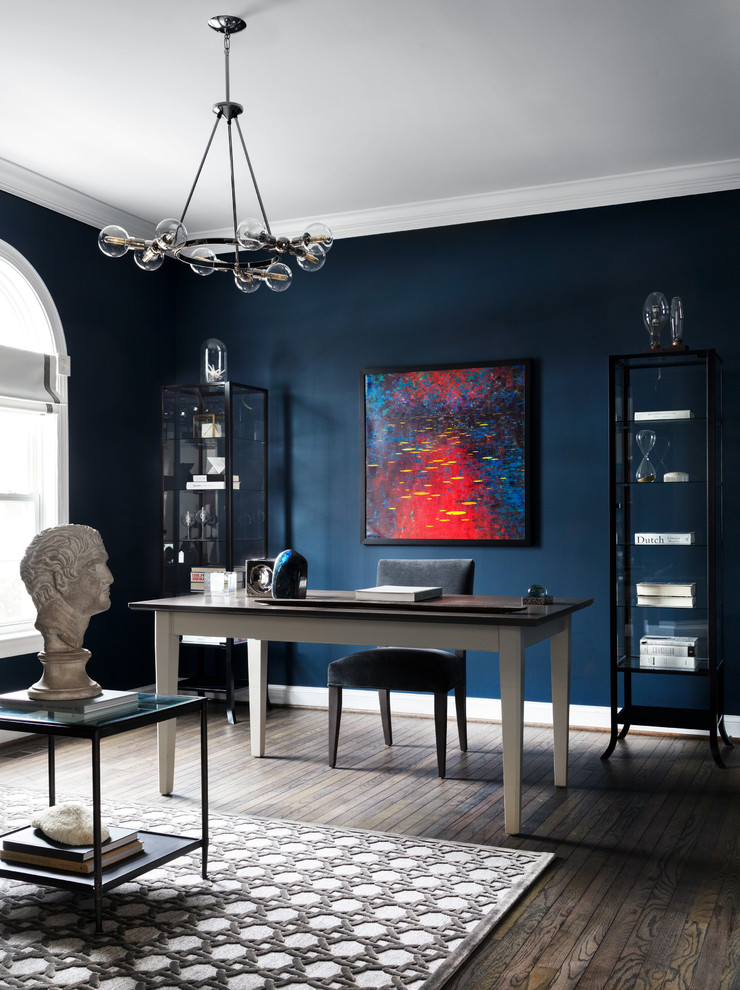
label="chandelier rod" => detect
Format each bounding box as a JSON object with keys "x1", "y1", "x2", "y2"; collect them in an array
[
  {"x1": 235, "y1": 117, "x2": 272, "y2": 237},
  {"x1": 179, "y1": 113, "x2": 223, "y2": 228}
]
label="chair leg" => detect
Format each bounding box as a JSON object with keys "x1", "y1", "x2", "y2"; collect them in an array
[
  {"x1": 434, "y1": 692, "x2": 447, "y2": 778},
  {"x1": 454, "y1": 683, "x2": 468, "y2": 751},
  {"x1": 378, "y1": 689, "x2": 393, "y2": 746},
  {"x1": 328, "y1": 685, "x2": 342, "y2": 767}
]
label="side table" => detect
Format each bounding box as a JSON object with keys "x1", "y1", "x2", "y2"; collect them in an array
[{"x1": 0, "y1": 694, "x2": 208, "y2": 932}]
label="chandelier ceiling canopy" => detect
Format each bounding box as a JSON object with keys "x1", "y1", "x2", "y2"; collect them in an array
[{"x1": 98, "y1": 15, "x2": 333, "y2": 294}]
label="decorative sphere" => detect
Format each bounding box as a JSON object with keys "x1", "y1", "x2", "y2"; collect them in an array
[
  {"x1": 98, "y1": 225, "x2": 129, "y2": 258},
  {"x1": 527, "y1": 583, "x2": 548, "y2": 597}
]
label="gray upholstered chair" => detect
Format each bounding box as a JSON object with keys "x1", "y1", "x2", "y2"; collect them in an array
[{"x1": 328, "y1": 558, "x2": 475, "y2": 777}]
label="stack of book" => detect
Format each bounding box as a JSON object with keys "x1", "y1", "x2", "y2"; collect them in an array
[
  {"x1": 636, "y1": 582, "x2": 696, "y2": 608},
  {"x1": 355, "y1": 585, "x2": 443, "y2": 602},
  {"x1": 0, "y1": 689, "x2": 140, "y2": 721},
  {"x1": 639, "y1": 635, "x2": 700, "y2": 670},
  {"x1": 186, "y1": 474, "x2": 240, "y2": 490},
  {"x1": 0, "y1": 825, "x2": 144, "y2": 874}
]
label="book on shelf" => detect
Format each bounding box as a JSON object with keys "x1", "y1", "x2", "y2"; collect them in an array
[
  {"x1": 191, "y1": 474, "x2": 239, "y2": 483},
  {"x1": 190, "y1": 566, "x2": 245, "y2": 592},
  {"x1": 634, "y1": 409, "x2": 694, "y2": 421},
  {"x1": 0, "y1": 688, "x2": 139, "y2": 715},
  {"x1": 2, "y1": 824, "x2": 139, "y2": 861},
  {"x1": 639, "y1": 654, "x2": 699, "y2": 670},
  {"x1": 355, "y1": 585, "x2": 443, "y2": 602},
  {"x1": 635, "y1": 582, "x2": 696, "y2": 597},
  {"x1": 640, "y1": 635, "x2": 698, "y2": 657},
  {"x1": 0, "y1": 839, "x2": 144, "y2": 874},
  {"x1": 186, "y1": 480, "x2": 240, "y2": 490},
  {"x1": 634, "y1": 532, "x2": 695, "y2": 546},
  {"x1": 637, "y1": 595, "x2": 696, "y2": 608}
]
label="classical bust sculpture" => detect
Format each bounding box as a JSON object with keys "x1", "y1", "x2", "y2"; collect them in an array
[{"x1": 19, "y1": 524, "x2": 113, "y2": 700}]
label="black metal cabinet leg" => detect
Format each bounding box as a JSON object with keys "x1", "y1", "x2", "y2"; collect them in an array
[
  {"x1": 225, "y1": 638, "x2": 236, "y2": 725},
  {"x1": 91, "y1": 735, "x2": 103, "y2": 933},
  {"x1": 47, "y1": 736, "x2": 56, "y2": 805},
  {"x1": 200, "y1": 701, "x2": 209, "y2": 878}
]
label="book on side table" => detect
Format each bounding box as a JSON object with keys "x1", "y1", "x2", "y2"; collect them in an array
[
  {"x1": 0, "y1": 689, "x2": 140, "y2": 719},
  {"x1": 1, "y1": 824, "x2": 144, "y2": 874}
]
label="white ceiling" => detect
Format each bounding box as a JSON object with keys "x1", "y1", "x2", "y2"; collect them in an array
[{"x1": 1, "y1": 0, "x2": 739, "y2": 243}]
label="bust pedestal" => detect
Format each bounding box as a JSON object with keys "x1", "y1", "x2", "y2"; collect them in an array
[{"x1": 27, "y1": 649, "x2": 102, "y2": 701}]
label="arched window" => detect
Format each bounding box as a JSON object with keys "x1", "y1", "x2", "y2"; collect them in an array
[{"x1": 0, "y1": 240, "x2": 69, "y2": 658}]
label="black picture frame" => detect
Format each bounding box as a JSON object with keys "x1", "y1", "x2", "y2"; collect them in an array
[{"x1": 361, "y1": 359, "x2": 531, "y2": 546}]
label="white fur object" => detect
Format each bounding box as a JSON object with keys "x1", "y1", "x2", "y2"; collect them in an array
[{"x1": 31, "y1": 802, "x2": 109, "y2": 845}]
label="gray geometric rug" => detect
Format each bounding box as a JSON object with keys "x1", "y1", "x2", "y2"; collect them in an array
[{"x1": 0, "y1": 788, "x2": 553, "y2": 989}]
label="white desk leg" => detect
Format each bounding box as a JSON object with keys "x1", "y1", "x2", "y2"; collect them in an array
[
  {"x1": 248, "y1": 639, "x2": 268, "y2": 757},
  {"x1": 550, "y1": 616, "x2": 572, "y2": 787},
  {"x1": 499, "y1": 626, "x2": 525, "y2": 835},
  {"x1": 155, "y1": 611, "x2": 180, "y2": 795}
]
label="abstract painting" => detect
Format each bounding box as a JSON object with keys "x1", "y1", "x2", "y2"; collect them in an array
[{"x1": 362, "y1": 360, "x2": 531, "y2": 545}]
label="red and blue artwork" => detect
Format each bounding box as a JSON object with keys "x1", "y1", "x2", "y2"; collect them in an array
[{"x1": 363, "y1": 361, "x2": 530, "y2": 544}]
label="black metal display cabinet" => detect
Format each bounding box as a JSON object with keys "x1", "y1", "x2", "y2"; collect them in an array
[
  {"x1": 603, "y1": 349, "x2": 732, "y2": 767},
  {"x1": 161, "y1": 382, "x2": 267, "y2": 722}
]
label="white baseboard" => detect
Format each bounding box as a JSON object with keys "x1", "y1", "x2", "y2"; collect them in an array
[
  {"x1": 268, "y1": 683, "x2": 740, "y2": 740},
  {"x1": 2, "y1": 683, "x2": 735, "y2": 748}
]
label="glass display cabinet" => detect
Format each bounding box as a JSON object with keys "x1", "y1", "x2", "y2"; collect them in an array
[
  {"x1": 161, "y1": 382, "x2": 267, "y2": 721},
  {"x1": 603, "y1": 350, "x2": 731, "y2": 766}
]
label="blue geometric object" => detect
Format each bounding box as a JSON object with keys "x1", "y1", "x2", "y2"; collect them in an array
[{"x1": 272, "y1": 549, "x2": 308, "y2": 599}]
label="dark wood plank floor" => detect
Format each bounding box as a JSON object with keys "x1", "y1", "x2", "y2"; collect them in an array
[{"x1": 0, "y1": 702, "x2": 738, "y2": 989}]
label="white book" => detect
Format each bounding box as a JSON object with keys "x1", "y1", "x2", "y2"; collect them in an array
[
  {"x1": 640, "y1": 636, "x2": 697, "y2": 657},
  {"x1": 637, "y1": 595, "x2": 696, "y2": 608},
  {"x1": 636, "y1": 582, "x2": 696, "y2": 597},
  {"x1": 634, "y1": 533, "x2": 695, "y2": 546},
  {"x1": 634, "y1": 409, "x2": 694, "y2": 421},
  {"x1": 640, "y1": 655, "x2": 699, "y2": 670},
  {"x1": 355, "y1": 585, "x2": 443, "y2": 602},
  {"x1": 186, "y1": 481, "x2": 240, "y2": 490}
]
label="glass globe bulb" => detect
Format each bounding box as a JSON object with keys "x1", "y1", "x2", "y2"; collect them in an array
[
  {"x1": 236, "y1": 218, "x2": 267, "y2": 251},
  {"x1": 155, "y1": 218, "x2": 188, "y2": 251},
  {"x1": 98, "y1": 225, "x2": 129, "y2": 258},
  {"x1": 234, "y1": 271, "x2": 261, "y2": 293},
  {"x1": 642, "y1": 291, "x2": 669, "y2": 350},
  {"x1": 133, "y1": 250, "x2": 164, "y2": 272},
  {"x1": 184, "y1": 246, "x2": 217, "y2": 276},
  {"x1": 304, "y1": 222, "x2": 333, "y2": 254},
  {"x1": 265, "y1": 262, "x2": 292, "y2": 292},
  {"x1": 296, "y1": 242, "x2": 326, "y2": 272}
]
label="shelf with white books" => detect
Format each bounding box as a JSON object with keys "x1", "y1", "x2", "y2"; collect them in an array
[{"x1": 606, "y1": 349, "x2": 729, "y2": 768}]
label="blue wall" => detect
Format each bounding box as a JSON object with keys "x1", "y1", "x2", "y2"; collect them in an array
[
  {"x1": 0, "y1": 190, "x2": 175, "y2": 691},
  {"x1": 174, "y1": 190, "x2": 740, "y2": 710},
  {"x1": 1, "y1": 186, "x2": 739, "y2": 715}
]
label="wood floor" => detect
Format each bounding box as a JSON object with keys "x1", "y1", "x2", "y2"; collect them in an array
[{"x1": 0, "y1": 701, "x2": 738, "y2": 989}]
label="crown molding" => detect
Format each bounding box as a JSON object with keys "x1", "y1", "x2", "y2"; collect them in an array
[
  {"x1": 322, "y1": 159, "x2": 740, "y2": 239},
  {"x1": 1, "y1": 154, "x2": 738, "y2": 242},
  {"x1": 0, "y1": 156, "x2": 152, "y2": 238}
]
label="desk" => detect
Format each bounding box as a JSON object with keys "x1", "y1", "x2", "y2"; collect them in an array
[{"x1": 129, "y1": 592, "x2": 592, "y2": 834}]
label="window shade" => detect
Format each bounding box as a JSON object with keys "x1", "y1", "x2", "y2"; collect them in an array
[{"x1": 0, "y1": 342, "x2": 61, "y2": 405}]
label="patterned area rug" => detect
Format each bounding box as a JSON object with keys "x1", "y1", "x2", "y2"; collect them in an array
[{"x1": 0, "y1": 788, "x2": 552, "y2": 989}]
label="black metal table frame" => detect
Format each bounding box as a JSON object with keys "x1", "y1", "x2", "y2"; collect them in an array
[{"x1": 0, "y1": 694, "x2": 208, "y2": 932}]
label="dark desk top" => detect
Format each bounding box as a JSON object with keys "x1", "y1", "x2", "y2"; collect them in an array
[{"x1": 129, "y1": 591, "x2": 593, "y2": 628}]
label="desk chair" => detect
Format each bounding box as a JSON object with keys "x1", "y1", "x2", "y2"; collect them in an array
[{"x1": 327, "y1": 558, "x2": 475, "y2": 777}]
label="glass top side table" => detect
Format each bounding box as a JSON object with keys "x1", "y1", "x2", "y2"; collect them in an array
[{"x1": 0, "y1": 693, "x2": 208, "y2": 932}]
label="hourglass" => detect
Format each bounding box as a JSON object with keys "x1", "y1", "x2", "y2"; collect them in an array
[{"x1": 635, "y1": 429, "x2": 657, "y2": 483}]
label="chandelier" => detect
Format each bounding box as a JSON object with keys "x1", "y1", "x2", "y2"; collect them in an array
[{"x1": 97, "y1": 15, "x2": 333, "y2": 294}]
